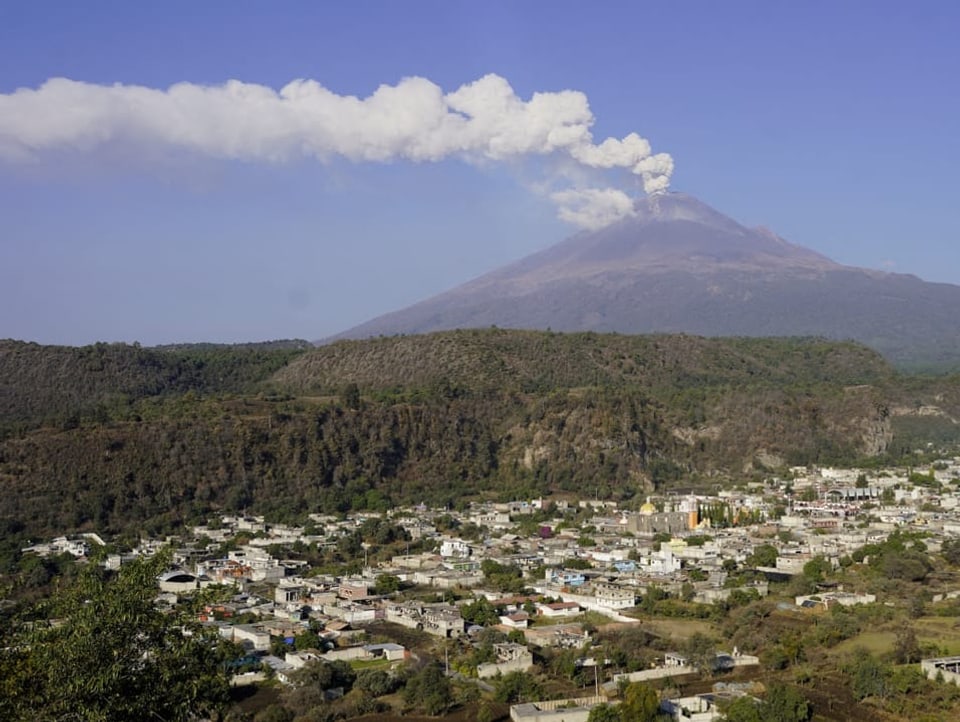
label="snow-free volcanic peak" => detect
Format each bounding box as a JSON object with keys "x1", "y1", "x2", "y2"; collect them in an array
[{"x1": 328, "y1": 192, "x2": 960, "y2": 369}]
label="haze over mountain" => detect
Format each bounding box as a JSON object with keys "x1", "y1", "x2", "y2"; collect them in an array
[{"x1": 331, "y1": 193, "x2": 960, "y2": 369}]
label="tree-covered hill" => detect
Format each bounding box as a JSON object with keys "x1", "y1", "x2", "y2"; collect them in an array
[
  {"x1": 277, "y1": 329, "x2": 892, "y2": 394},
  {"x1": 1, "y1": 331, "x2": 959, "y2": 539},
  {"x1": 0, "y1": 382, "x2": 888, "y2": 538},
  {"x1": 0, "y1": 339, "x2": 308, "y2": 428}
]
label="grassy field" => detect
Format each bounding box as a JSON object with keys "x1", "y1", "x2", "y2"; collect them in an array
[
  {"x1": 827, "y1": 614, "x2": 960, "y2": 659},
  {"x1": 635, "y1": 618, "x2": 717, "y2": 641},
  {"x1": 350, "y1": 657, "x2": 395, "y2": 671},
  {"x1": 831, "y1": 630, "x2": 898, "y2": 656},
  {"x1": 913, "y1": 616, "x2": 960, "y2": 655}
]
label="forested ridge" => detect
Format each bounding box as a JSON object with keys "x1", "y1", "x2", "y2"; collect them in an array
[
  {"x1": 2, "y1": 330, "x2": 959, "y2": 539},
  {"x1": 277, "y1": 329, "x2": 892, "y2": 393},
  {"x1": 0, "y1": 338, "x2": 309, "y2": 428}
]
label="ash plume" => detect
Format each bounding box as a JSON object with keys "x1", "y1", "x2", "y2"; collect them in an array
[{"x1": 0, "y1": 74, "x2": 673, "y2": 228}]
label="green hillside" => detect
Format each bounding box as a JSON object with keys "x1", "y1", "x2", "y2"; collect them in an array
[
  {"x1": 0, "y1": 339, "x2": 309, "y2": 429},
  {"x1": 1, "y1": 330, "x2": 958, "y2": 539},
  {"x1": 276, "y1": 329, "x2": 891, "y2": 393}
]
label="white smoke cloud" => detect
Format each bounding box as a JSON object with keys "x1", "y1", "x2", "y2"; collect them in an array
[
  {"x1": 551, "y1": 188, "x2": 637, "y2": 230},
  {"x1": 0, "y1": 74, "x2": 673, "y2": 228}
]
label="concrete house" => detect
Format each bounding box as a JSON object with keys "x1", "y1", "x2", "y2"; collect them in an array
[{"x1": 477, "y1": 643, "x2": 534, "y2": 679}]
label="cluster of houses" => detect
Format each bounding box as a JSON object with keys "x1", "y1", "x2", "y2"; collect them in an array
[{"x1": 20, "y1": 458, "x2": 960, "y2": 715}]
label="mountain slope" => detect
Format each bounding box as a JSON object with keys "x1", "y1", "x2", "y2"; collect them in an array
[
  {"x1": 330, "y1": 193, "x2": 960, "y2": 369},
  {"x1": 0, "y1": 332, "x2": 907, "y2": 538},
  {"x1": 278, "y1": 329, "x2": 891, "y2": 393},
  {"x1": 0, "y1": 340, "x2": 307, "y2": 427}
]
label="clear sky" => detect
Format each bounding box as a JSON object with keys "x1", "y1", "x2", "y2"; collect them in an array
[{"x1": 1, "y1": 1, "x2": 958, "y2": 345}]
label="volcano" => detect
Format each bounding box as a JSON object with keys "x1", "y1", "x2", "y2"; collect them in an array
[{"x1": 330, "y1": 193, "x2": 960, "y2": 369}]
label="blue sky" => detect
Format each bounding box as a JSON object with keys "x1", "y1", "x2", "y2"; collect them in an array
[{"x1": 1, "y1": 1, "x2": 958, "y2": 345}]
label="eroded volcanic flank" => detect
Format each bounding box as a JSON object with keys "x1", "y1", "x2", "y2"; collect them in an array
[{"x1": 330, "y1": 192, "x2": 960, "y2": 369}]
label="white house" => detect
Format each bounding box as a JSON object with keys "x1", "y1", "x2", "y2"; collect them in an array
[
  {"x1": 593, "y1": 583, "x2": 635, "y2": 610},
  {"x1": 440, "y1": 539, "x2": 471, "y2": 558}
]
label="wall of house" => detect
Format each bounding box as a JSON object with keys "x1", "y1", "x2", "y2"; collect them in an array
[
  {"x1": 477, "y1": 653, "x2": 534, "y2": 679},
  {"x1": 510, "y1": 696, "x2": 607, "y2": 722},
  {"x1": 922, "y1": 657, "x2": 960, "y2": 685},
  {"x1": 613, "y1": 666, "x2": 689, "y2": 684},
  {"x1": 232, "y1": 625, "x2": 271, "y2": 651}
]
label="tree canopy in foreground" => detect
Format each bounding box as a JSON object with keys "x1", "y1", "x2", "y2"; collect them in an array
[{"x1": 0, "y1": 549, "x2": 233, "y2": 721}]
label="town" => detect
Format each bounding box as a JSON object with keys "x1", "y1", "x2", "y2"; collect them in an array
[{"x1": 18, "y1": 459, "x2": 960, "y2": 721}]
